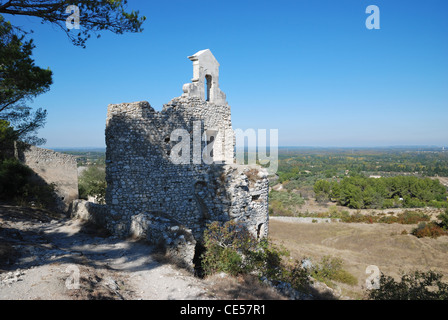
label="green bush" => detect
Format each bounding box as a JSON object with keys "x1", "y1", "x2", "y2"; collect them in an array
[
  {"x1": 438, "y1": 209, "x2": 448, "y2": 230},
  {"x1": 268, "y1": 190, "x2": 304, "y2": 216},
  {"x1": 367, "y1": 270, "x2": 448, "y2": 300},
  {"x1": 311, "y1": 256, "x2": 357, "y2": 287},
  {"x1": 201, "y1": 221, "x2": 361, "y2": 295},
  {"x1": 200, "y1": 221, "x2": 311, "y2": 293},
  {"x1": 201, "y1": 220, "x2": 260, "y2": 276},
  {"x1": 78, "y1": 165, "x2": 106, "y2": 204}
]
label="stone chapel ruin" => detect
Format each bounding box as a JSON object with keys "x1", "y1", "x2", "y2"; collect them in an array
[{"x1": 72, "y1": 49, "x2": 269, "y2": 269}]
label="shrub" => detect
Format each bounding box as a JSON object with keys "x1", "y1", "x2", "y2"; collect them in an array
[
  {"x1": 367, "y1": 270, "x2": 448, "y2": 300},
  {"x1": 78, "y1": 165, "x2": 106, "y2": 204},
  {"x1": 378, "y1": 211, "x2": 430, "y2": 225},
  {"x1": 268, "y1": 190, "x2": 304, "y2": 216},
  {"x1": 201, "y1": 221, "x2": 260, "y2": 276},
  {"x1": 311, "y1": 256, "x2": 357, "y2": 287},
  {"x1": 201, "y1": 221, "x2": 311, "y2": 293},
  {"x1": 339, "y1": 211, "x2": 430, "y2": 225},
  {"x1": 411, "y1": 222, "x2": 446, "y2": 239},
  {"x1": 397, "y1": 211, "x2": 430, "y2": 224},
  {"x1": 438, "y1": 209, "x2": 448, "y2": 230},
  {"x1": 382, "y1": 199, "x2": 394, "y2": 209}
]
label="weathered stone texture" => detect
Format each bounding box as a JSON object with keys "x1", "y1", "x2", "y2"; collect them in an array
[
  {"x1": 18, "y1": 145, "x2": 79, "y2": 211},
  {"x1": 74, "y1": 49, "x2": 270, "y2": 268},
  {"x1": 104, "y1": 97, "x2": 269, "y2": 241}
]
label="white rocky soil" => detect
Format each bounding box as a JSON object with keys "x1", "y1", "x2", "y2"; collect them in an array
[{"x1": 0, "y1": 205, "x2": 211, "y2": 300}]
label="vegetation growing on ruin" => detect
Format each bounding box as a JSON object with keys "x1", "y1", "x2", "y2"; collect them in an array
[{"x1": 200, "y1": 220, "x2": 358, "y2": 296}]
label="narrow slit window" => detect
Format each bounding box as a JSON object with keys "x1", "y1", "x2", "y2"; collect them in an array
[{"x1": 205, "y1": 74, "x2": 212, "y2": 102}]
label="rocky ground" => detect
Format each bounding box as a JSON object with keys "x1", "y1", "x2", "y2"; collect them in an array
[
  {"x1": 0, "y1": 204, "x2": 217, "y2": 300},
  {"x1": 0, "y1": 204, "x2": 287, "y2": 300}
]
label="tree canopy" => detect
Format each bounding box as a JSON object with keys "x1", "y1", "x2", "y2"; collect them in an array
[
  {"x1": 0, "y1": 0, "x2": 146, "y2": 146},
  {"x1": 0, "y1": 16, "x2": 51, "y2": 145},
  {"x1": 0, "y1": 0, "x2": 146, "y2": 48},
  {"x1": 314, "y1": 175, "x2": 448, "y2": 209}
]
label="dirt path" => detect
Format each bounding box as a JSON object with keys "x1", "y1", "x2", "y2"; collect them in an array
[{"x1": 0, "y1": 205, "x2": 211, "y2": 300}]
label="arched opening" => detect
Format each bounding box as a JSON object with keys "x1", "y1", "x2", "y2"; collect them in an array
[
  {"x1": 257, "y1": 223, "x2": 264, "y2": 239},
  {"x1": 193, "y1": 241, "x2": 206, "y2": 278},
  {"x1": 205, "y1": 74, "x2": 212, "y2": 102}
]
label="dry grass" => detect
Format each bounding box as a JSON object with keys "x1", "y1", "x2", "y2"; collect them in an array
[{"x1": 269, "y1": 219, "x2": 448, "y2": 299}]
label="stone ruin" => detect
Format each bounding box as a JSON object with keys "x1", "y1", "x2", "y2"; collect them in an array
[
  {"x1": 2, "y1": 142, "x2": 79, "y2": 212},
  {"x1": 72, "y1": 49, "x2": 269, "y2": 270}
]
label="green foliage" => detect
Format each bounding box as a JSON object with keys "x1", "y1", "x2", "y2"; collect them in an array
[
  {"x1": 276, "y1": 148, "x2": 448, "y2": 178},
  {"x1": 268, "y1": 190, "x2": 304, "y2": 216},
  {"x1": 0, "y1": 1, "x2": 146, "y2": 48},
  {"x1": 0, "y1": 16, "x2": 51, "y2": 145},
  {"x1": 367, "y1": 270, "x2": 448, "y2": 300},
  {"x1": 201, "y1": 221, "x2": 312, "y2": 293},
  {"x1": 78, "y1": 165, "x2": 106, "y2": 204},
  {"x1": 314, "y1": 180, "x2": 331, "y2": 203},
  {"x1": 0, "y1": 120, "x2": 17, "y2": 158},
  {"x1": 310, "y1": 256, "x2": 357, "y2": 287},
  {"x1": 201, "y1": 220, "x2": 263, "y2": 276},
  {"x1": 438, "y1": 209, "x2": 448, "y2": 230},
  {"x1": 1, "y1": 0, "x2": 147, "y2": 143},
  {"x1": 315, "y1": 176, "x2": 448, "y2": 210}
]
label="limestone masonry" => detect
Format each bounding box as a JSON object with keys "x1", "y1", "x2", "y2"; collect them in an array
[
  {"x1": 18, "y1": 144, "x2": 79, "y2": 211},
  {"x1": 72, "y1": 50, "x2": 269, "y2": 269}
]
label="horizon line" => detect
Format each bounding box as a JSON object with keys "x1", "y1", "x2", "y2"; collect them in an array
[{"x1": 47, "y1": 144, "x2": 448, "y2": 151}]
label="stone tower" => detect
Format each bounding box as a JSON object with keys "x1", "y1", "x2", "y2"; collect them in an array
[
  {"x1": 74, "y1": 50, "x2": 270, "y2": 270},
  {"x1": 182, "y1": 49, "x2": 227, "y2": 105}
]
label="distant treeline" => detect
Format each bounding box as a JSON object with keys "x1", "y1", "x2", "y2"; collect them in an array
[
  {"x1": 276, "y1": 151, "x2": 448, "y2": 181},
  {"x1": 314, "y1": 176, "x2": 448, "y2": 209},
  {"x1": 60, "y1": 150, "x2": 106, "y2": 167}
]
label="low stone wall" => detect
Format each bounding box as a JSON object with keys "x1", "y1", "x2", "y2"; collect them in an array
[{"x1": 17, "y1": 145, "x2": 79, "y2": 211}]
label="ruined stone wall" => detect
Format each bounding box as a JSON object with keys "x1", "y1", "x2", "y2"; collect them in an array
[
  {"x1": 18, "y1": 145, "x2": 79, "y2": 211},
  {"x1": 70, "y1": 50, "x2": 272, "y2": 269},
  {"x1": 104, "y1": 96, "x2": 269, "y2": 241}
]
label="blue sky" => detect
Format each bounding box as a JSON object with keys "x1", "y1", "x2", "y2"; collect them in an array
[{"x1": 3, "y1": 0, "x2": 448, "y2": 148}]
